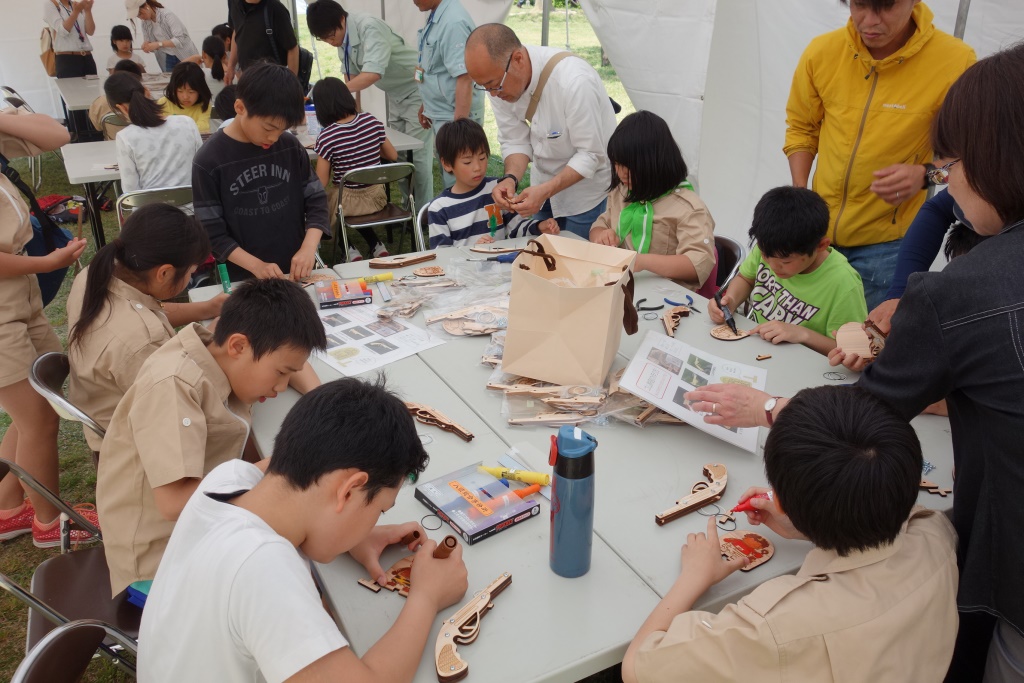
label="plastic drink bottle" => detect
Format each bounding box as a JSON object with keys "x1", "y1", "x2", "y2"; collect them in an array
[{"x1": 549, "y1": 425, "x2": 597, "y2": 577}]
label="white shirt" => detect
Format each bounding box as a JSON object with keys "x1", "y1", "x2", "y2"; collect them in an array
[
  {"x1": 106, "y1": 52, "x2": 146, "y2": 72},
  {"x1": 138, "y1": 460, "x2": 347, "y2": 683},
  {"x1": 489, "y1": 45, "x2": 616, "y2": 218},
  {"x1": 44, "y1": 0, "x2": 93, "y2": 52},
  {"x1": 115, "y1": 115, "x2": 202, "y2": 193},
  {"x1": 202, "y1": 65, "x2": 226, "y2": 99},
  {"x1": 140, "y1": 8, "x2": 198, "y2": 62}
]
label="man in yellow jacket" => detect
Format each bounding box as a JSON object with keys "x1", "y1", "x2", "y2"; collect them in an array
[{"x1": 784, "y1": 0, "x2": 974, "y2": 310}]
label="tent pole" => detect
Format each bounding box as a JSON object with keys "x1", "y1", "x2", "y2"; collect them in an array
[
  {"x1": 541, "y1": 0, "x2": 551, "y2": 46},
  {"x1": 954, "y1": 0, "x2": 971, "y2": 39}
]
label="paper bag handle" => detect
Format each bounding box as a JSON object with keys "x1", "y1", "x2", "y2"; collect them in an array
[
  {"x1": 517, "y1": 239, "x2": 557, "y2": 272},
  {"x1": 622, "y1": 270, "x2": 638, "y2": 335}
]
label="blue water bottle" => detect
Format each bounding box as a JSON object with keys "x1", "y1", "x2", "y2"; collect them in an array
[{"x1": 549, "y1": 425, "x2": 597, "y2": 578}]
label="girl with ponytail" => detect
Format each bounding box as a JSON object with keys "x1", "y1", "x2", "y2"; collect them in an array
[
  {"x1": 184, "y1": 36, "x2": 228, "y2": 99},
  {"x1": 67, "y1": 204, "x2": 226, "y2": 451},
  {"x1": 104, "y1": 71, "x2": 202, "y2": 192}
]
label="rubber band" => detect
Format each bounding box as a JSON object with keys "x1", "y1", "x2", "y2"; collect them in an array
[
  {"x1": 420, "y1": 514, "x2": 443, "y2": 531},
  {"x1": 418, "y1": 433, "x2": 434, "y2": 446},
  {"x1": 823, "y1": 371, "x2": 847, "y2": 381},
  {"x1": 642, "y1": 312, "x2": 659, "y2": 321}
]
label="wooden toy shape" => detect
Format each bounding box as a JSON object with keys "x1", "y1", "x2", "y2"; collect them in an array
[
  {"x1": 406, "y1": 402, "x2": 475, "y2": 442},
  {"x1": 720, "y1": 531, "x2": 774, "y2": 571},
  {"x1": 656, "y1": 463, "x2": 728, "y2": 525},
  {"x1": 507, "y1": 411, "x2": 594, "y2": 426},
  {"x1": 835, "y1": 321, "x2": 887, "y2": 362},
  {"x1": 920, "y1": 479, "x2": 953, "y2": 497},
  {"x1": 710, "y1": 324, "x2": 752, "y2": 341},
  {"x1": 369, "y1": 253, "x2": 437, "y2": 269},
  {"x1": 468, "y1": 245, "x2": 520, "y2": 254},
  {"x1": 413, "y1": 265, "x2": 446, "y2": 277},
  {"x1": 634, "y1": 404, "x2": 686, "y2": 427},
  {"x1": 662, "y1": 306, "x2": 691, "y2": 336},
  {"x1": 435, "y1": 573, "x2": 512, "y2": 682}
]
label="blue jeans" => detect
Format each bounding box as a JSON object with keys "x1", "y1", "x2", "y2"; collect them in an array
[
  {"x1": 534, "y1": 197, "x2": 608, "y2": 239},
  {"x1": 163, "y1": 54, "x2": 180, "y2": 72},
  {"x1": 835, "y1": 239, "x2": 902, "y2": 311}
]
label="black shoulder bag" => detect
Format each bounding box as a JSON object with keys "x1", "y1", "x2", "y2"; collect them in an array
[{"x1": 263, "y1": 1, "x2": 314, "y2": 94}]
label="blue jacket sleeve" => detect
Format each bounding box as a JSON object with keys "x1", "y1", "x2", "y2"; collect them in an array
[{"x1": 884, "y1": 190, "x2": 956, "y2": 301}]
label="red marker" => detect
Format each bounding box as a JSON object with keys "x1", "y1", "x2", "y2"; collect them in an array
[{"x1": 731, "y1": 492, "x2": 772, "y2": 513}]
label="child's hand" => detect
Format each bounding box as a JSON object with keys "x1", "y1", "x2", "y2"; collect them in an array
[
  {"x1": 538, "y1": 218, "x2": 560, "y2": 235},
  {"x1": 348, "y1": 523, "x2": 426, "y2": 585},
  {"x1": 409, "y1": 538, "x2": 468, "y2": 612},
  {"x1": 678, "y1": 516, "x2": 747, "y2": 591},
  {"x1": 204, "y1": 293, "x2": 229, "y2": 319},
  {"x1": 589, "y1": 227, "x2": 617, "y2": 247},
  {"x1": 736, "y1": 486, "x2": 807, "y2": 541},
  {"x1": 707, "y1": 293, "x2": 729, "y2": 324},
  {"x1": 45, "y1": 237, "x2": 87, "y2": 271},
  {"x1": 752, "y1": 321, "x2": 806, "y2": 345},
  {"x1": 251, "y1": 261, "x2": 285, "y2": 280},
  {"x1": 828, "y1": 346, "x2": 870, "y2": 373},
  {"x1": 477, "y1": 235, "x2": 495, "y2": 244},
  {"x1": 290, "y1": 248, "x2": 317, "y2": 281}
]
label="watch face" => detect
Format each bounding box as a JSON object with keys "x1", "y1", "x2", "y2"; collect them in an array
[{"x1": 764, "y1": 397, "x2": 778, "y2": 412}]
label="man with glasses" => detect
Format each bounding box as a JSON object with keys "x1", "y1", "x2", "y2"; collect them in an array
[
  {"x1": 465, "y1": 23, "x2": 616, "y2": 238},
  {"x1": 784, "y1": 0, "x2": 974, "y2": 310},
  {"x1": 307, "y1": 0, "x2": 434, "y2": 210}
]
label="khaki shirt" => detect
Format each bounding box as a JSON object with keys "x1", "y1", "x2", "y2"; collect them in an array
[
  {"x1": 591, "y1": 186, "x2": 716, "y2": 290},
  {"x1": 632, "y1": 508, "x2": 958, "y2": 683},
  {"x1": 0, "y1": 108, "x2": 42, "y2": 256},
  {"x1": 67, "y1": 269, "x2": 175, "y2": 451},
  {"x1": 97, "y1": 323, "x2": 251, "y2": 596}
]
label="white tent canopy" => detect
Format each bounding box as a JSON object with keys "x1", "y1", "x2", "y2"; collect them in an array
[{"x1": 3, "y1": 0, "x2": 1021, "y2": 246}]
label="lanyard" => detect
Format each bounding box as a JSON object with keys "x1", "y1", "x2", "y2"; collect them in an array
[
  {"x1": 57, "y1": 1, "x2": 85, "y2": 42},
  {"x1": 343, "y1": 33, "x2": 351, "y2": 80},
  {"x1": 417, "y1": 11, "x2": 436, "y2": 65}
]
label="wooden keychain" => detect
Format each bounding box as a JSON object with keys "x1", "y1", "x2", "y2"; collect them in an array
[
  {"x1": 721, "y1": 531, "x2": 775, "y2": 571},
  {"x1": 413, "y1": 265, "x2": 446, "y2": 277},
  {"x1": 710, "y1": 324, "x2": 752, "y2": 341},
  {"x1": 835, "y1": 320, "x2": 887, "y2": 362}
]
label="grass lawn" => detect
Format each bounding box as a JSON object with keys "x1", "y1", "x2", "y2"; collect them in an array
[{"x1": 0, "y1": 7, "x2": 630, "y2": 681}]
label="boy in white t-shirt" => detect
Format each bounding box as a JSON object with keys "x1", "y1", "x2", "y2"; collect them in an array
[{"x1": 137, "y1": 378, "x2": 469, "y2": 683}]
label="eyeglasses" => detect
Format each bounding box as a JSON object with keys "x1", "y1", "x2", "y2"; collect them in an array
[
  {"x1": 473, "y1": 52, "x2": 514, "y2": 92},
  {"x1": 927, "y1": 159, "x2": 960, "y2": 186}
]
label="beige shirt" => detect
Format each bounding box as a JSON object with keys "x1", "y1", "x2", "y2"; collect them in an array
[
  {"x1": 88, "y1": 97, "x2": 126, "y2": 141},
  {"x1": 97, "y1": 323, "x2": 251, "y2": 596},
  {"x1": 67, "y1": 269, "x2": 175, "y2": 451},
  {"x1": 633, "y1": 508, "x2": 959, "y2": 683},
  {"x1": 0, "y1": 108, "x2": 42, "y2": 256},
  {"x1": 591, "y1": 186, "x2": 716, "y2": 290}
]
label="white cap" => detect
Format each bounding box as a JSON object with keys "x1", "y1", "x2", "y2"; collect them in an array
[{"x1": 125, "y1": 0, "x2": 147, "y2": 21}]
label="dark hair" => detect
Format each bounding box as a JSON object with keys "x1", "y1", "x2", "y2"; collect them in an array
[
  {"x1": 110, "y1": 24, "x2": 133, "y2": 52},
  {"x1": 467, "y1": 23, "x2": 522, "y2": 64},
  {"x1": 306, "y1": 0, "x2": 348, "y2": 40},
  {"x1": 69, "y1": 204, "x2": 210, "y2": 348},
  {"x1": 748, "y1": 186, "x2": 829, "y2": 257},
  {"x1": 165, "y1": 61, "x2": 211, "y2": 112},
  {"x1": 113, "y1": 59, "x2": 144, "y2": 78},
  {"x1": 235, "y1": 62, "x2": 305, "y2": 128},
  {"x1": 267, "y1": 376, "x2": 429, "y2": 499},
  {"x1": 201, "y1": 36, "x2": 226, "y2": 82},
  {"x1": 213, "y1": 84, "x2": 238, "y2": 121},
  {"x1": 932, "y1": 42, "x2": 1024, "y2": 226},
  {"x1": 434, "y1": 118, "x2": 490, "y2": 168},
  {"x1": 143, "y1": 0, "x2": 165, "y2": 8},
  {"x1": 838, "y1": 0, "x2": 897, "y2": 12},
  {"x1": 212, "y1": 279, "x2": 327, "y2": 359},
  {"x1": 607, "y1": 111, "x2": 688, "y2": 203},
  {"x1": 104, "y1": 71, "x2": 165, "y2": 128},
  {"x1": 312, "y1": 77, "x2": 357, "y2": 127},
  {"x1": 764, "y1": 386, "x2": 922, "y2": 557},
  {"x1": 211, "y1": 23, "x2": 232, "y2": 44},
  {"x1": 944, "y1": 221, "x2": 987, "y2": 260}
]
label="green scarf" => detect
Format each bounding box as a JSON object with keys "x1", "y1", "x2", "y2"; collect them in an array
[{"x1": 616, "y1": 181, "x2": 694, "y2": 254}]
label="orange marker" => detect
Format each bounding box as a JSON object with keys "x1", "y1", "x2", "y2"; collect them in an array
[{"x1": 485, "y1": 484, "x2": 541, "y2": 511}]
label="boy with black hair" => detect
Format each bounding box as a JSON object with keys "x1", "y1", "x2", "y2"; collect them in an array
[
  {"x1": 623, "y1": 385, "x2": 958, "y2": 683},
  {"x1": 428, "y1": 118, "x2": 558, "y2": 248},
  {"x1": 709, "y1": 186, "x2": 866, "y2": 354},
  {"x1": 193, "y1": 62, "x2": 330, "y2": 282},
  {"x1": 97, "y1": 278, "x2": 327, "y2": 604},
  {"x1": 137, "y1": 377, "x2": 469, "y2": 682},
  {"x1": 212, "y1": 84, "x2": 237, "y2": 122}
]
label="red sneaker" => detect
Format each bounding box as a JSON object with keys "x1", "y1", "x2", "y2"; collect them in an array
[
  {"x1": 0, "y1": 499, "x2": 35, "y2": 541},
  {"x1": 32, "y1": 503, "x2": 101, "y2": 549}
]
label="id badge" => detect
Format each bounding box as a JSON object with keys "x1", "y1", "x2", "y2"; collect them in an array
[{"x1": 414, "y1": 66, "x2": 425, "y2": 83}]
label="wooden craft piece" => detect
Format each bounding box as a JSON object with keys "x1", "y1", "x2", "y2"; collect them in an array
[
  {"x1": 400, "y1": 530, "x2": 421, "y2": 546},
  {"x1": 541, "y1": 395, "x2": 606, "y2": 411},
  {"x1": 656, "y1": 463, "x2": 728, "y2": 526},
  {"x1": 920, "y1": 479, "x2": 953, "y2": 497},
  {"x1": 413, "y1": 265, "x2": 446, "y2": 277},
  {"x1": 433, "y1": 535, "x2": 458, "y2": 559},
  {"x1": 634, "y1": 404, "x2": 685, "y2": 427},
  {"x1": 358, "y1": 579, "x2": 382, "y2": 593},
  {"x1": 508, "y1": 411, "x2": 594, "y2": 426},
  {"x1": 435, "y1": 573, "x2": 512, "y2": 683},
  {"x1": 407, "y1": 402, "x2": 475, "y2": 442},
  {"x1": 835, "y1": 321, "x2": 887, "y2": 362},
  {"x1": 756, "y1": 354, "x2": 772, "y2": 361},
  {"x1": 485, "y1": 376, "x2": 544, "y2": 392},
  {"x1": 426, "y1": 305, "x2": 508, "y2": 327},
  {"x1": 299, "y1": 272, "x2": 338, "y2": 285},
  {"x1": 662, "y1": 306, "x2": 691, "y2": 336},
  {"x1": 378, "y1": 300, "x2": 423, "y2": 319},
  {"x1": 710, "y1": 325, "x2": 752, "y2": 341},
  {"x1": 481, "y1": 354, "x2": 502, "y2": 366},
  {"x1": 369, "y1": 253, "x2": 438, "y2": 269},
  {"x1": 608, "y1": 367, "x2": 626, "y2": 395},
  {"x1": 376, "y1": 555, "x2": 416, "y2": 597},
  {"x1": 468, "y1": 245, "x2": 521, "y2": 254},
  {"x1": 720, "y1": 531, "x2": 774, "y2": 571},
  {"x1": 442, "y1": 320, "x2": 503, "y2": 336}
]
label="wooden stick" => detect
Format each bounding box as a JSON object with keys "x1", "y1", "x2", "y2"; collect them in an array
[
  {"x1": 76, "y1": 203, "x2": 84, "y2": 241},
  {"x1": 399, "y1": 530, "x2": 421, "y2": 546},
  {"x1": 433, "y1": 535, "x2": 458, "y2": 559}
]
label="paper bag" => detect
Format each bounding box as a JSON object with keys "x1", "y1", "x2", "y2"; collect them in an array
[{"x1": 502, "y1": 235, "x2": 638, "y2": 386}]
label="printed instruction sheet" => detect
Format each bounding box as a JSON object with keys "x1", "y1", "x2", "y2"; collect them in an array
[{"x1": 315, "y1": 304, "x2": 444, "y2": 376}]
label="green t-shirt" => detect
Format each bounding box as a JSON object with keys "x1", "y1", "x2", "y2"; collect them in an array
[{"x1": 738, "y1": 245, "x2": 867, "y2": 338}]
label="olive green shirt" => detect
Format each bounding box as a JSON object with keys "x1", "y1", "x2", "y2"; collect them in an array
[{"x1": 339, "y1": 11, "x2": 420, "y2": 104}]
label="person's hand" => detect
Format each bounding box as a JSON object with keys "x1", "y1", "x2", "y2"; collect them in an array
[
  {"x1": 408, "y1": 538, "x2": 469, "y2": 612},
  {"x1": 348, "y1": 523, "x2": 426, "y2": 585},
  {"x1": 870, "y1": 164, "x2": 926, "y2": 206},
  {"x1": 735, "y1": 487, "x2": 807, "y2": 541},
  {"x1": 78, "y1": 0, "x2": 94, "y2": 11},
  {"x1": 752, "y1": 321, "x2": 806, "y2": 345},
  {"x1": 492, "y1": 177, "x2": 517, "y2": 211},
  {"x1": 204, "y1": 293, "x2": 229, "y2": 319},
  {"x1": 142, "y1": 42, "x2": 157, "y2": 53},
  {"x1": 225, "y1": 65, "x2": 235, "y2": 85},
  {"x1": 509, "y1": 185, "x2": 548, "y2": 217},
  {"x1": 685, "y1": 383, "x2": 773, "y2": 428},
  {"x1": 289, "y1": 247, "x2": 317, "y2": 281},
  {"x1": 867, "y1": 298, "x2": 899, "y2": 335},
  {"x1": 417, "y1": 105, "x2": 431, "y2": 130},
  {"x1": 44, "y1": 238, "x2": 87, "y2": 271},
  {"x1": 477, "y1": 234, "x2": 495, "y2": 244},
  {"x1": 707, "y1": 292, "x2": 730, "y2": 324},
  {"x1": 827, "y1": 346, "x2": 870, "y2": 373},
  {"x1": 250, "y1": 261, "x2": 285, "y2": 280},
  {"x1": 678, "y1": 516, "x2": 748, "y2": 591},
  {"x1": 538, "y1": 218, "x2": 560, "y2": 235},
  {"x1": 589, "y1": 226, "x2": 617, "y2": 246}
]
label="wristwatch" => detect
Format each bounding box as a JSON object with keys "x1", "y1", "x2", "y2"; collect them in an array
[
  {"x1": 922, "y1": 163, "x2": 937, "y2": 189},
  {"x1": 764, "y1": 396, "x2": 781, "y2": 427},
  {"x1": 498, "y1": 173, "x2": 519, "y2": 191}
]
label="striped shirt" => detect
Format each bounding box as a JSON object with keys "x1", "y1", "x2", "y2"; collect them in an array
[
  {"x1": 313, "y1": 113, "x2": 387, "y2": 190},
  {"x1": 428, "y1": 178, "x2": 541, "y2": 248},
  {"x1": 140, "y1": 9, "x2": 199, "y2": 63}
]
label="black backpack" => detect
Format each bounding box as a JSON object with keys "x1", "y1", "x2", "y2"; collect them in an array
[{"x1": 263, "y1": 1, "x2": 314, "y2": 94}]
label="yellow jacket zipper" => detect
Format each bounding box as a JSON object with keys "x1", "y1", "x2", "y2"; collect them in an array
[{"x1": 832, "y1": 65, "x2": 879, "y2": 246}]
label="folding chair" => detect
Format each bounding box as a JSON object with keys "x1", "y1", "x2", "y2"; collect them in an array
[
  {"x1": 714, "y1": 235, "x2": 746, "y2": 289},
  {"x1": 98, "y1": 112, "x2": 128, "y2": 142},
  {"x1": 11, "y1": 619, "x2": 137, "y2": 682},
  {"x1": 417, "y1": 202, "x2": 430, "y2": 248},
  {"x1": 3, "y1": 96, "x2": 43, "y2": 192},
  {"x1": 115, "y1": 185, "x2": 194, "y2": 227},
  {"x1": 333, "y1": 163, "x2": 419, "y2": 263},
  {"x1": 29, "y1": 352, "x2": 105, "y2": 465}
]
